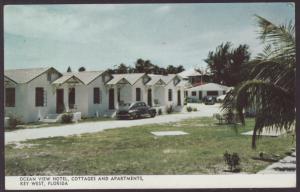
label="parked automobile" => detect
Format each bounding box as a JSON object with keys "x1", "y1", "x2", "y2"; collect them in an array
[
  {"x1": 116, "y1": 101, "x2": 156, "y2": 119},
  {"x1": 204, "y1": 96, "x2": 216, "y2": 105}
]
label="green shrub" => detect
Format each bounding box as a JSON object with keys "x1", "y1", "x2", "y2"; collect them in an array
[
  {"x1": 158, "y1": 108, "x2": 162, "y2": 115},
  {"x1": 8, "y1": 116, "x2": 22, "y2": 129},
  {"x1": 223, "y1": 151, "x2": 241, "y2": 172},
  {"x1": 186, "y1": 106, "x2": 193, "y2": 112},
  {"x1": 192, "y1": 107, "x2": 198, "y2": 111},
  {"x1": 184, "y1": 98, "x2": 188, "y2": 105},
  {"x1": 224, "y1": 109, "x2": 235, "y2": 124},
  {"x1": 166, "y1": 105, "x2": 173, "y2": 114},
  {"x1": 61, "y1": 113, "x2": 73, "y2": 124}
]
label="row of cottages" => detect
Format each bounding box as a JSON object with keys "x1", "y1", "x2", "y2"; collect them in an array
[
  {"x1": 4, "y1": 67, "x2": 187, "y2": 123},
  {"x1": 186, "y1": 83, "x2": 231, "y2": 102}
]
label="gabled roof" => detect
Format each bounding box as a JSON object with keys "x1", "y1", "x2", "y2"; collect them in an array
[
  {"x1": 160, "y1": 74, "x2": 179, "y2": 84},
  {"x1": 106, "y1": 73, "x2": 145, "y2": 85},
  {"x1": 52, "y1": 71, "x2": 105, "y2": 85},
  {"x1": 146, "y1": 74, "x2": 167, "y2": 86},
  {"x1": 178, "y1": 69, "x2": 201, "y2": 78},
  {"x1": 176, "y1": 80, "x2": 192, "y2": 87},
  {"x1": 4, "y1": 67, "x2": 61, "y2": 84},
  {"x1": 187, "y1": 83, "x2": 229, "y2": 91}
]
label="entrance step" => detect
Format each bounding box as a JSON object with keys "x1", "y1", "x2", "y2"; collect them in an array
[{"x1": 41, "y1": 114, "x2": 63, "y2": 123}]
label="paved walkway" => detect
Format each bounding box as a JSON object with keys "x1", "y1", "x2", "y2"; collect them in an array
[
  {"x1": 257, "y1": 150, "x2": 296, "y2": 174},
  {"x1": 5, "y1": 104, "x2": 221, "y2": 144}
]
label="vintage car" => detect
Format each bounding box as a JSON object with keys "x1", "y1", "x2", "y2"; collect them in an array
[
  {"x1": 116, "y1": 101, "x2": 156, "y2": 119},
  {"x1": 204, "y1": 96, "x2": 216, "y2": 105}
]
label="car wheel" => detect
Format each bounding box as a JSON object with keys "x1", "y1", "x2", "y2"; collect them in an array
[{"x1": 150, "y1": 112, "x2": 156, "y2": 118}]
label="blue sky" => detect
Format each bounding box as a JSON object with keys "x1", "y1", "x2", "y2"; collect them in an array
[{"x1": 4, "y1": 3, "x2": 295, "y2": 72}]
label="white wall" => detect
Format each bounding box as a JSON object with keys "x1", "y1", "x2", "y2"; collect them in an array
[
  {"x1": 152, "y1": 86, "x2": 165, "y2": 106},
  {"x1": 4, "y1": 83, "x2": 28, "y2": 122},
  {"x1": 87, "y1": 77, "x2": 110, "y2": 117},
  {"x1": 130, "y1": 77, "x2": 148, "y2": 104},
  {"x1": 4, "y1": 72, "x2": 60, "y2": 123},
  {"x1": 187, "y1": 90, "x2": 225, "y2": 101}
]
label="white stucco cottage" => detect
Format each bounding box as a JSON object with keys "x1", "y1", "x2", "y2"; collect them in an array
[
  {"x1": 4, "y1": 67, "x2": 62, "y2": 122},
  {"x1": 4, "y1": 67, "x2": 189, "y2": 123},
  {"x1": 186, "y1": 83, "x2": 230, "y2": 102}
]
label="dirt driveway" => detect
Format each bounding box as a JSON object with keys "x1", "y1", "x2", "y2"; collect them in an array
[{"x1": 5, "y1": 104, "x2": 221, "y2": 144}]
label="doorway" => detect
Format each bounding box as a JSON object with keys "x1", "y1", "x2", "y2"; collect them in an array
[
  {"x1": 147, "y1": 89, "x2": 152, "y2": 106},
  {"x1": 56, "y1": 89, "x2": 64, "y2": 113},
  {"x1": 109, "y1": 88, "x2": 115, "y2": 109},
  {"x1": 177, "y1": 90, "x2": 181, "y2": 106}
]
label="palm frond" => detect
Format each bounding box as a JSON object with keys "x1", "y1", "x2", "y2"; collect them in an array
[
  {"x1": 255, "y1": 15, "x2": 295, "y2": 48},
  {"x1": 234, "y1": 80, "x2": 295, "y2": 148}
]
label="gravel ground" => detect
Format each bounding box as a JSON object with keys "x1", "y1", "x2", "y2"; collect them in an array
[{"x1": 5, "y1": 104, "x2": 221, "y2": 144}]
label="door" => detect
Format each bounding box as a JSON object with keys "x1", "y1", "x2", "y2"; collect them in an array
[
  {"x1": 198, "y1": 91, "x2": 203, "y2": 101},
  {"x1": 147, "y1": 89, "x2": 152, "y2": 107},
  {"x1": 177, "y1": 90, "x2": 181, "y2": 106},
  {"x1": 109, "y1": 88, "x2": 115, "y2": 110},
  {"x1": 56, "y1": 89, "x2": 64, "y2": 113}
]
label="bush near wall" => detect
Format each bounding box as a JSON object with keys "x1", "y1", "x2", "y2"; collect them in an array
[
  {"x1": 61, "y1": 113, "x2": 73, "y2": 124},
  {"x1": 7, "y1": 116, "x2": 23, "y2": 129},
  {"x1": 166, "y1": 105, "x2": 174, "y2": 114},
  {"x1": 186, "y1": 106, "x2": 193, "y2": 112}
]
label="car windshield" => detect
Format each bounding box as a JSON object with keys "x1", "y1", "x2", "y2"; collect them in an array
[
  {"x1": 128, "y1": 102, "x2": 146, "y2": 109},
  {"x1": 119, "y1": 103, "x2": 131, "y2": 109}
]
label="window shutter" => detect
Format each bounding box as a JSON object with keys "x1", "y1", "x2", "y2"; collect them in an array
[
  {"x1": 5, "y1": 88, "x2": 15, "y2": 107},
  {"x1": 94, "y1": 88, "x2": 100, "y2": 104},
  {"x1": 35, "y1": 88, "x2": 44, "y2": 107}
]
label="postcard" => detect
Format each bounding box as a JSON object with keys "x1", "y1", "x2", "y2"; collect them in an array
[{"x1": 3, "y1": 2, "x2": 296, "y2": 190}]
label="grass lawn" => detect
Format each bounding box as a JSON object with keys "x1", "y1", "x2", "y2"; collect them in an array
[{"x1": 5, "y1": 117, "x2": 295, "y2": 175}]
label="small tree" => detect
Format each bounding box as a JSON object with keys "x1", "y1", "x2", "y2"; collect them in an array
[
  {"x1": 67, "y1": 66, "x2": 72, "y2": 72},
  {"x1": 223, "y1": 151, "x2": 241, "y2": 172},
  {"x1": 78, "y1": 67, "x2": 86, "y2": 72}
]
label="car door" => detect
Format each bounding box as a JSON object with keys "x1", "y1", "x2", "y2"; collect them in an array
[
  {"x1": 135, "y1": 103, "x2": 142, "y2": 116},
  {"x1": 141, "y1": 102, "x2": 148, "y2": 115}
]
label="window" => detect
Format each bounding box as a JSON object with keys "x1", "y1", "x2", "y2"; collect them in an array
[
  {"x1": 198, "y1": 91, "x2": 203, "y2": 100},
  {"x1": 136, "y1": 88, "x2": 141, "y2": 101},
  {"x1": 93, "y1": 88, "x2": 101, "y2": 104},
  {"x1": 47, "y1": 72, "x2": 52, "y2": 81},
  {"x1": 69, "y1": 88, "x2": 75, "y2": 109},
  {"x1": 5, "y1": 88, "x2": 15, "y2": 107},
  {"x1": 168, "y1": 89, "x2": 173, "y2": 101},
  {"x1": 35, "y1": 87, "x2": 45, "y2": 107},
  {"x1": 192, "y1": 91, "x2": 196, "y2": 96},
  {"x1": 117, "y1": 88, "x2": 121, "y2": 102},
  {"x1": 223, "y1": 91, "x2": 226, "y2": 95},
  {"x1": 207, "y1": 91, "x2": 218, "y2": 96}
]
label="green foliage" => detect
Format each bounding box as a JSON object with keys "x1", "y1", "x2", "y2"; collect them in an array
[
  {"x1": 67, "y1": 66, "x2": 72, "y2": 72},
  {"x1": 222, "y1": 16, "x2": 295, "y2": 148},
  {"x1": 192, "y1": 107, "x2": 198, "y2": 112},
  {"x1": 223, "y1": 151, "x2": 241, "y2": 172},
  {"x1": 166, "y1": 105, "x2": 174, "y2": 114},
  {"x1": 5, "y1": 118, "x2": 294, "y2": 175},
  {"x1": 7, "y1": 115, "x2": 23, "y2": 129},
  {"x1": 205, "y1": 42, "x2": 251, "y2": 86},
  {"x1": 61, "y1": 113, "x2": 73, "y2": 124},
  {"x1": 157, "y1": 108, "x2": 162, "y2": 115},
  {"x1": 186, "y1": 106, "x2": 193, "y2": 112},
  {"x1": 107, "y1": 59, "x2": 185, "y2": 75},
  {"x1": 224, "y1": 109, "x2": 235, "y2": 124},
  {"x1": 78, "y1": 67, "x2": 86, "y2": 72},
  {"x1": 184, "y1": 98, "x2": 188, "y2": 105}
]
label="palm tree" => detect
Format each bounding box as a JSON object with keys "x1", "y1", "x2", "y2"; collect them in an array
[{"x1": 223, "y1": 15, "x2": 295, "y2": 148}]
